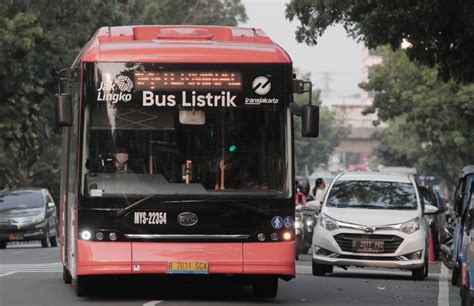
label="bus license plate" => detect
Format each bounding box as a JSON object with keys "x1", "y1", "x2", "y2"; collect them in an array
[{"x1": 167, "y1": 261, "x2": 208, "y2": 274}]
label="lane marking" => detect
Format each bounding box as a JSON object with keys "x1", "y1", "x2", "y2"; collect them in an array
[
  {"x1": 0, "y1": 262, "x2": 62, "y2": 273},
  {"x1": 0, "y1": 272, "x2": 16, "y2": 278},
  {"x1": 143, "y1": 301, "x2": 163, "y2": 306},
  {"x1": 438, "y1": 265, "x2": 450, "y2": 306}
]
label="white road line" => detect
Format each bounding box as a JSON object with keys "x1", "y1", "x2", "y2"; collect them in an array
[
  {"x1": 438, "y1": 265, "x2": 450, "y2": 306},
  {"x1": 0, "y1": 272, "x2": 16, "y2": 278},
  {"x1": 0, "y1": 262, "x2": 62, "y2": 273},
  {"x1": 143, "y1": 301, "x2": 163, "y2": 306}
]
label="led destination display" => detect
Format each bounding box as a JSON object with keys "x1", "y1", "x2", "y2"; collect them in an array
[{"x1": 134, "y1": 71, "x2": 242, "y2": 91}]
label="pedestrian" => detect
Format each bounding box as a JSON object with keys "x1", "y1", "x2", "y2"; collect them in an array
[{"x1": 312, "y1": 178, "x2": 326, "y2": 205}]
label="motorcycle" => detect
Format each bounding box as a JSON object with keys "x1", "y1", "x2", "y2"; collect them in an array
[
  {"x1": 439, "y1": 205, "x2": 455, "y2": 269},
  {"x1": 295, "y1": 206, "x2": 305, "y2": 260}
]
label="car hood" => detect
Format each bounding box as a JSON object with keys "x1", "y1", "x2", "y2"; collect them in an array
[
  {"x1": 0, "y1": 208, "x2": 43, "y2": 219},
  {"x1": 323, "y1": 207, "x2": 419, "y2": 226}
]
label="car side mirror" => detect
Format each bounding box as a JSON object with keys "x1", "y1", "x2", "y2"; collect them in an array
[
  {"x1": 47, "y1": 202, "x2": 55, "y2": 209},
  {"x1": 423, "y1": 204, "x2": 438, "y2": 215},
  {"x1": 56, "y1": 93, "x2": 72, "y2": 126}
]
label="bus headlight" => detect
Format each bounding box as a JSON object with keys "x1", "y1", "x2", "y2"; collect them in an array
[{"x1": 80, "y1": 230, "x2": 92, "y2": 240}]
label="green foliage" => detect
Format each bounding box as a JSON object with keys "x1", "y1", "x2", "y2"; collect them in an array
[
  {"x1": 362, "y1": 47, "x2": 474, "y2": 188},
  {"x1": 285, "y1": 0, "x2": 474, "y2": 83},
  {"x1": 0, "y1": 0, "x2": 247, "y2": 198},
  {"x1": 292, "y1": 72, "x2": 349, "y2": 174}
]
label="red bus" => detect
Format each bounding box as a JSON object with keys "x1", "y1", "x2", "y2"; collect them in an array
[{"x1": 55, "y1": 25, "x2": 318, "y2": 298}]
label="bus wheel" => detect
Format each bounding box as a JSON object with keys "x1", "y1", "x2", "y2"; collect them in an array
[
  {"x1": 252, "y1": 278, "x2": 278, "y2": 298},
  {"x1": 0, "y1": 241, "x2": 6, "y2": 249},
  {"x1": 63, "y1": 266, "x2": 72, "y2": 284},
  {"x1": 74, "y1": 276, "x2": 89, "y2": 297}
]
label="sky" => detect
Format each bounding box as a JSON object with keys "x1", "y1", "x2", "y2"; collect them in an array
[{"x1": 240, "y1": 0, "x2": 364, "y2": 105}]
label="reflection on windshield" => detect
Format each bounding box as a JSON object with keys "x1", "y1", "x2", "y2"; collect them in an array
[
  {"x1": 0, "y1": 191, "x2": 44, "y2": 211},
  {"x1": 326, "y1": 180, "x2": 417, "y2": 210},
  {"x1": 84, "y1": 104, "x2": 286, "y2": 196}
]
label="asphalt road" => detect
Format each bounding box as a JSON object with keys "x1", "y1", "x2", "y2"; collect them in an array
[{"x1": 0, "y1": 242, "x2": 462, "y2": 306}]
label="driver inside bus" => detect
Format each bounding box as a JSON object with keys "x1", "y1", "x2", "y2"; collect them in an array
[{"x1": 113, "y1": 146, "x2": 144, "y2": 173}]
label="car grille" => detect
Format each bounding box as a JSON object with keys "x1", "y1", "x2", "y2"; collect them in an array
[{"x1": 334, "y1": 233, "x2": 404, "y2": 254}]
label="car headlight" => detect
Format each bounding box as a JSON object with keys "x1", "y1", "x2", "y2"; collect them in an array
[
  {"x1": 400, "y1": 217, "x2": 420, "y2": 234},
  {"x1": 32, "y1": 211, "x2": 46, "y2": 223},
  {"x1": 320, "y1": 214, "x2": 339, "y2": 231}
]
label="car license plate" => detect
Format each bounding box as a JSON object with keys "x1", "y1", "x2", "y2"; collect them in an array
[
  {"x1": 8, "y1": 234, "x2": 23, "y2": 241},
  {"x1": 352, "y1": 240, "x2": 384, "y2": 253},
  {"x1": 167, "y1": 261, "x2": 208, "y2": 274}
]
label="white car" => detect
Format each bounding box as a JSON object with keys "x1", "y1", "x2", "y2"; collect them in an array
[{"x1": 312, "y1": 172, "x2": 438, "y2": 280}]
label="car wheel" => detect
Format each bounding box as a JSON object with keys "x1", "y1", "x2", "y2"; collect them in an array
[
  {"x1": 0, "y1": 241, "x2": 7, "y2": 249},
  {"x1": 453, "y1": 265, "x2": 461, "y2": 286},
  {"x1": 49, "y1": 226, "x2": 58, "y2": 247},
  {"x1": 312, "y1": 261, "x2": 328, "y2": 276},
  {"x1": 461, "y1": 277, "x2": 474, "y2": 306},
  {"x1": 63, "y1": 266, "x2": 72, "y2": 284},
  {"x1": 252, "y1": 278, "x2": 278, "y2": 298},
  {"x1": 412, "y1": 255, "x2": 428, "y2": 281},
  {"x1": 41, "y1": 227, "x2": 51, "y2": 248}
]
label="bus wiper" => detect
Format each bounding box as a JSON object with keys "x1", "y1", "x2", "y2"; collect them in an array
[{"x1": 116, "y1": 194, "x2": 155, "y2": 218}]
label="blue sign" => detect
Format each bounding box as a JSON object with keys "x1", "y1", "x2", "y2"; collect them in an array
[
  {"x1": 271, "y1": 216, "x2": 284, "y2": 229},
  {"x1": 284, "y1": 216, "x2": 294, "y2": 229}
]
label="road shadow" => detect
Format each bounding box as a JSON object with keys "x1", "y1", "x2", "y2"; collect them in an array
[{"x1": 74, "y1": 276, "x2": 282, "y2": 304}]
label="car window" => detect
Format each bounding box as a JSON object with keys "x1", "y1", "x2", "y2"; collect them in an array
[
  {"x1": 419, "y1": 187, "x2": 437, "y2": 207},
  {"x1": 326, "y1": 180, "x2": 418, "y2": 210},
  {"x1": 0, "y1": 191, "x2": 44, "y2": 211}
]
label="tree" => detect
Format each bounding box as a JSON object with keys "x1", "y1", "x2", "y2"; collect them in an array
[
  {"x1": 285, "y1": 0, "x2": 474, "y2": 83},
  {"x1": 292, "y1": 72, "x2": 349, "y2": 174},
  {"x1": 0, "y1": 0, "x2": 247, "y2": 197},
  {"x1": 361, "y1": 47, "x2": 474, "y2": 189}
]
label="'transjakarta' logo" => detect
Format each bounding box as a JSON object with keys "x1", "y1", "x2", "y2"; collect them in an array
[{"x1": 97, "y1": 74, "x2": 133, "y2": 104}]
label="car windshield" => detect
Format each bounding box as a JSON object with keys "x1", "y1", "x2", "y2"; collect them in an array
[
  {"x1": 0, "y1": 191, "x2": 44, "y2": 211},
  {"x1": 326, "y1": 180, "x2": 418, "y2": 210}
]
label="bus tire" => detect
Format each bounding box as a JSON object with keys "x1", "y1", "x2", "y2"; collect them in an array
[
  {"x1": 74, "y1": 276, "x2": 88, "y2": 297},
  {"x1": 63, "y1": 266, "x2": 72, "y2": 284},
  {"x1": 0, "y1": 241, "x2": 6, "y2": 249},
  {"x1": 252, "y1": 278, "x2": 278, "y2": 298}
]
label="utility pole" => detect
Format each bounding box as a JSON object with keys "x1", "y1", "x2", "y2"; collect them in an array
[{"x1": 321, "y1": 72, "x2": 333, "y2": 99}]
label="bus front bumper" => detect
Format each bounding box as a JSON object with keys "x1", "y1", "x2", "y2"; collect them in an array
[{"x1": 76, "y1": 240, "x2": 295, "y2": 278}]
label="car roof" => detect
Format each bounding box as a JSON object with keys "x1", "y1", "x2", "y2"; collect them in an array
[{"x1": 336, "y1": 171, "x2": 413, "y2": 183}]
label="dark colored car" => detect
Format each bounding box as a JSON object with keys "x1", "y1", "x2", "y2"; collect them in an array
[
  {"x1": 0, "y1": 188, "x2": 58, "y2": 249},
  {"x1": 418, "y1": 185, "x2": 447, "y2": 260}
]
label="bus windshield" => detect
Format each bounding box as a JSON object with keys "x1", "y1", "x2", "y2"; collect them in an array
[{"x1": 82, "y1": 63, "x2": 289, "y2": 198}]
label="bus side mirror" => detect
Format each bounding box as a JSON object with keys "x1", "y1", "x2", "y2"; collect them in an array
[
  {"x1": 56, "y1": 93, "x2": 72, "y2": 126},
  {"x1": 302, "y1": 105, "x2": 319, "y2": 138}
]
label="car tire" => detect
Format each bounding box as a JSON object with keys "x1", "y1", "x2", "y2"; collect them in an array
[
  {"x1": 312, "y1": 261, "x2": 328, "y2": 276},
  {"x1": 63, "y1": 266, "x2": 72, "y2": 284},
  {"x1": 252, "y1": 278, "x2": 278, "y2": 298},
  {"x1": 0, "y1": 241, "x2": 7, "y2": 249},
  {"x1": 461, "y1": 277, "x2": 474, "y2": 306},
  {"x1": 41, "y1": 227, "x2": 51, "y2": 248},
  {"x1": 50, "y1": 227, "x2": 58, "y2": 247},
  {"x1": 453, "y1": 265, "x2": 461, "y2": 286},
  {"x1": 412, "y1": 256, "x2": 428, "y2": 281}
]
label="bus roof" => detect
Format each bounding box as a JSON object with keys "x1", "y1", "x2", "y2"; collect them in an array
[{"x1": 74, "y1": 25, "x2": 292, "y2": 65}]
